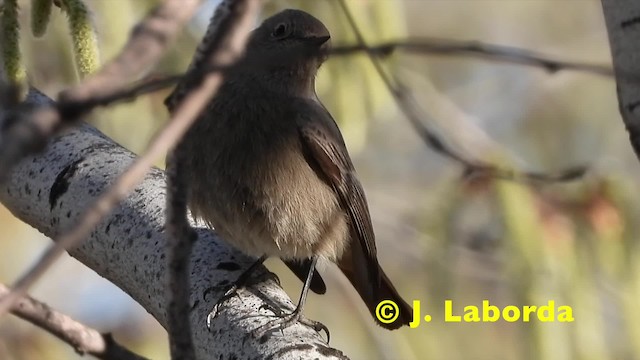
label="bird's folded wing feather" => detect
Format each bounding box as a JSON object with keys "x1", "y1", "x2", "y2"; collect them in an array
[{"x1": 298, "y1": 112, "x2": 379, "y2": 282}]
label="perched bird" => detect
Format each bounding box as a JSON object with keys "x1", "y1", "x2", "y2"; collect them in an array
[{"x1": 167, "y1": 8, "x2": 413, "y2": 333}]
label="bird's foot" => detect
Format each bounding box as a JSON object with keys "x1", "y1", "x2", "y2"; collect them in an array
[
  {"x1": 206, "y1": 283, "x2": 243, "y2": 329},
  {"x1": 205, "y1": 256, "x2": 268, "y2": 330},
  {"x1": 254, "y1": 303, "x2": 330, "y2": 342}
]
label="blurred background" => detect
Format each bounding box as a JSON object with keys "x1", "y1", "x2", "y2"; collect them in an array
[{"x1": 0, "y1": 0, "x2": 633, "y2": 359}]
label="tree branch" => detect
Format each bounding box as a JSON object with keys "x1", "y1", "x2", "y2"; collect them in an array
[
  {"x1": 601, "y1": 0, "x2": 640, "y2": 161},
  {"x1": 330, "y1": 38, "x2": 613, "y2": 77},
  {"x1": 0, "y1": 283, "x2": 148, "y2": 360}
]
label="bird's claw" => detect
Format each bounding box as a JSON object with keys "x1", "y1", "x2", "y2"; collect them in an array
[
  {"x1": 252, "y1": 308, "x2": 330, "y2": 343},
  {"x1": 206, "y1": 284, "x2": 242, "y2": 330}
]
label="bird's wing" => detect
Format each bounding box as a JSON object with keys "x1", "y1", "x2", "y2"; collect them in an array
[{"x1": 297, "y1": 109, "x2": 379, "y2": 285}]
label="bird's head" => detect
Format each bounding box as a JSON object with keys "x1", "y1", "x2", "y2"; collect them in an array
[{"x1": 246, "y1": 9, "x2": 331, "y2": 73}]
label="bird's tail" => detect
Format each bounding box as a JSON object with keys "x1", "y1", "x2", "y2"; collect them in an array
[{"x1": 338, "y1": 246, "x2": 413, "y2": 330}]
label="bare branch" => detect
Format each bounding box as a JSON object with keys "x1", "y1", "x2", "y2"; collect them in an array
[
  {"x1": 1, "y1": 283, "x2": 148, "y2": 360},
  {"x1": 21, "y1": 36, "x2": 612, "y2": 131},
  {"x1": 331, "y1": 38, "x2": 614, "y2": 77},
  {"x1": 336, "y1": 0, "x2": 587, "y2": 184},
  {"x1": 165, "y1": 149, "x2": 197, "y2": 359},
  {"x1": 601, "y1": 0, "x2": 640, "y2": 160}
]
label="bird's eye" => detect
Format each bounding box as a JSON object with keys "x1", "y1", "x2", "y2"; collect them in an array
[{"x1": 271, "y1": 23, "x2": 289, "y2": 39}]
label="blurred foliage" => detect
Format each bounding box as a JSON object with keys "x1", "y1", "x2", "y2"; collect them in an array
[
  {"x1": 1, "y1": 0, "x2": 27, "y2": 91},
  {"x1": 0, "y1": 0, "x2": 636, "y2": 360},
  {"x1": 30, "y1": 0, "x2": 53, "y2": 38},
  {"x1": 58, "y1": 0, "x2": 100, "y2": 77}
]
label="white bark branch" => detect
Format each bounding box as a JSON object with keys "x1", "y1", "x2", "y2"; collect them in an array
[
  {"x1": 0, "y1": 90, "x2": 348, "y2": 359},
  {"x1": 601, "y1": 0, "x2": 640, "y2": 159}
]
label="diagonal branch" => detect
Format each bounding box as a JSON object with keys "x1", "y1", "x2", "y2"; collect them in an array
[{"x1": 0, "y1": 283, "x2": 149, "y2": 360}]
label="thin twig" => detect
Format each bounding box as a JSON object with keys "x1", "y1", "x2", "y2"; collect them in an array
[
  {"x1": 45, "y1": 37, "x2": 618, "y2": 120},
  {"x1": 0, "y1": 284, "x2": 149, "y2": 360},
  {"x1": 335, "y1": 0, "x2": 587, "y2": 183},
  {"x1": 331, "y1": 38, "x2": 614, "y2": 77},
  {"x1": 163, "y1": 0, "x2": 262, "y2": 357}
]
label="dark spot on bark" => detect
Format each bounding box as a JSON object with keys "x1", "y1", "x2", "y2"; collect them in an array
[
  {"x1": 621, "y1": 16, "x2": 640, "y2": 29},
  {"x1": 49, "y1": 158, "x2": 83, "y2": 210},
  {"x1": 259, "y1": 334, "x2": 270, "y2": 344},
  {"x1": 217, "y1": 262, "x2": 241, "y2": 271},
  {"x1": 316, "y1": 344, "x2": 348, "y2": 359},
  {"x1": 66, "y1": 211, "x2": 71, "y2": 218},
  {"x1": 265, "y1": 344, "x2": 314, "y2": 360},
  {"x1": 81, "y1": 142, "x2": 120, "y2": 156},
  {"x1": 145, "y1": 231, "x2": 152, "y2": 239},
  {"x1": 24, "y1": 183, "x2": 31, "y2": 195}
]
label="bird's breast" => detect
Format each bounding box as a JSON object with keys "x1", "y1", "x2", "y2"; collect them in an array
[{"x1": 189, "y1": 110, "x2": 349, "y2": 261}]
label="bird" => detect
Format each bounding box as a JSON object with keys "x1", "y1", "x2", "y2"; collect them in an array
[{"x1": 167, "y1": 8, "x2": 413, "y2": 336}]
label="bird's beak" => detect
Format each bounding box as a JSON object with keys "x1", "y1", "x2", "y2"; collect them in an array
[{"x1": 307, "y1": 35, "x2": 331, "y2": 47}]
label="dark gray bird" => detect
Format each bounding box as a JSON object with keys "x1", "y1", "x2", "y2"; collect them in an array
[{"x1": 168, "y1": 8, "x2": 412, "y2": 333}]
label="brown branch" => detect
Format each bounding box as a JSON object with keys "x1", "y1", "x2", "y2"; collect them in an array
[
  {"x1": 164, "y1": 1, "x2": 261, "y2": 358},
  {"x1": 335, "y1": 0, "x2": 587, "y2": 184},
  {"x1": 84, "y1": 38, "x2": 617, "y2": 111},
  {"x1": 0, "y1": 284, "x2": 148, "y2": 360},
  {"x1": 165, "y1": 148, "x2": 197, "y2": 359},
  {"x1": 331, "y1": 38, "x2": 614, "y2": 77}
]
